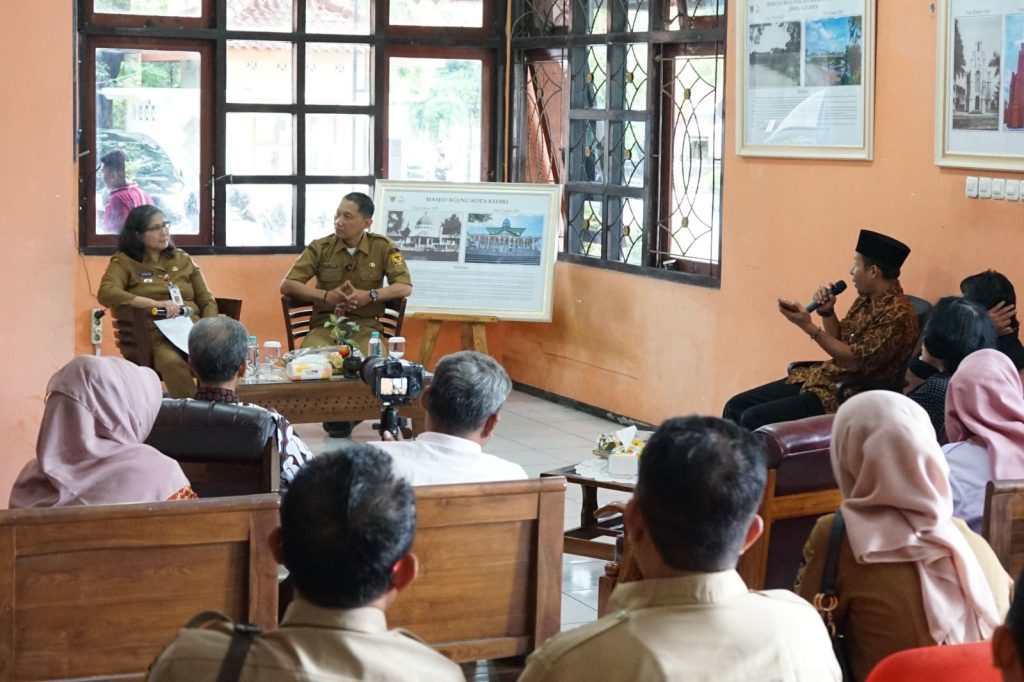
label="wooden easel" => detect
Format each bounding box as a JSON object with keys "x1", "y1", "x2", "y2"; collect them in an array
[{"x1": 415, "y1": 313, "x2": 498, "y2": 367}]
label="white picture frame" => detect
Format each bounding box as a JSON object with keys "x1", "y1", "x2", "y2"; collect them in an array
[
  {"x1": 736, "y1": 0, "x2": 876, "y2": 160},
  {"x1": 372, "y1": 181, "x2": 561, "y2": 322},
  {"x1": 935, "y1": 0, "x2": 1024, "y2": 172}
]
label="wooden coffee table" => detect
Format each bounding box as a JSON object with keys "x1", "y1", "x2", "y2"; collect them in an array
[
  {"x1": 541, "y1": 464, "x2": 635, "y2": 561},
  {"x1": 236, "y1": 373, "x2": 429, "y2": 435}
]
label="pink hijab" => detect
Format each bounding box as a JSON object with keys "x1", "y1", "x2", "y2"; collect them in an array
[
  {"x1": 945, "y1": 348, "x2": 1024, "y2": 480},
  {"x1": 831, "y1": 391, "x2": 1000, "y2": 645},
  {"x1": 9, "y1": 355, "x2": 191, "y2": 508}
]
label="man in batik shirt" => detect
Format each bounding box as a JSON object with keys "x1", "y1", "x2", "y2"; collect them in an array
[
  {"x1": 188, "y1": 317, "x2": 315, "y2": 485},
  {"x1": 723, "y1": 229, "x2": 919, "y2": 431}
]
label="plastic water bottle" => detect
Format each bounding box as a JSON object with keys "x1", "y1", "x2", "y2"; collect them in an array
[
  {"x1": 368, "y1": 331, "x2": 382, "y2": 358},
  {"x1": 247, "y1": 335, "x2": 260, "y2": 381}
]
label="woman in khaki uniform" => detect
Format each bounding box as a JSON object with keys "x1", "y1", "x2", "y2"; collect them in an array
[
  {"x1": 795, "y1": 391, "x2": 1011, "y2": 682},
  {"x1": 98, "y1": 205, "x2": 218, "y2": 398}
]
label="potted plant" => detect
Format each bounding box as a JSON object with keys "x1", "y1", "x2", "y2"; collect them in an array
[{"x1": 324, "y1": 315, "x2": 363, "y2": 376}]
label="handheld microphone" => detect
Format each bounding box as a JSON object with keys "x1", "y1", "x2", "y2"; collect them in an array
[
  {"x1": 150, "y1": 305, "x2": 194, "y2": 319},
  {"x1": 805, "y1": 280, "x2": 847, "y2": 313}
]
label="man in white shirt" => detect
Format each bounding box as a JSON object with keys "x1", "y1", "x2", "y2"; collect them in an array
[
  {"x1": 375, "y1": 351, "x2": 527, "y2": 485},
  {"x1": 519, "y1": 416, "x2": 841, "y2": 682}
]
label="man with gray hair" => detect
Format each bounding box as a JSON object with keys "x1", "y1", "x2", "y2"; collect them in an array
[
  {"x1": 374, "y1": 351, "x2": 527, "y2": 485},
  {"x1": 189, "y1": 317, "x2": 315, "y2": 484}
]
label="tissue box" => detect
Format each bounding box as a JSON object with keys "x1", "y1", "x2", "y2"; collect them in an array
[
  {"x1": 594, "y1": 426, "x2": 653, "y2": 459},
  {"x1": 286, "y1": 355, "x2": 332, "y2": 381},
  {"x1": 608, "y1": 452, "x2": 639, "y2": 476}
]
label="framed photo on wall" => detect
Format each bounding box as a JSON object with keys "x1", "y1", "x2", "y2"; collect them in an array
[
  {"x1": 936, "y1": 0, "x2": 1024, "y2": 171},
  {"x1": 736, "y1": 0, "x2": 876, "y2": 160}
]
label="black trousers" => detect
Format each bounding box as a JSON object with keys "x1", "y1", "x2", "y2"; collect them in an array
[{"x1": 722, "y1": 379, "x2": 825, "y2": 431}]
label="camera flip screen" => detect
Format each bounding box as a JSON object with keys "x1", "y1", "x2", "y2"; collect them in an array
[{"x1": 379, "y1": 377, "x2": 409, "y2": 397}]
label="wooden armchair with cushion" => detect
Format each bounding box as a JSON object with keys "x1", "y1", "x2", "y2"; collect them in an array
[
  {"x1": 0, "y1": 494, "x2": 279, "y2": 681},
  {"x1": 281, "y1": 294, "x2": 407, "y2": 351},
  {"x1": 982, "y1": 479, "x2": 1024, "y2": 578},
  {"x1": 741, "y1": 414, "x2": 842, "y2": 590},
  {"x1": 112, "y1": 296, "x2": 242, "y2": 369},
  {"x1": 145, "y1": 398, "x2": 280, "y2": 496}
]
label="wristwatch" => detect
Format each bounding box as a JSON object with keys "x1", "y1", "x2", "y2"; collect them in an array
[{"x1": 369, "y1": 289, "x2": 379, "y2": 302}]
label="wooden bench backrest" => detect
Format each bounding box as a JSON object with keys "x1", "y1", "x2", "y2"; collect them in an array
[
  {"x1": 387, "y1": 477, "x2": 566, "y2": 663},
  {"x1": 0, "y1": 494, "x2": 279, "y2": 681},
  {"x1": 983, "y1": 479, "x2": 1024, "y2": 580}
]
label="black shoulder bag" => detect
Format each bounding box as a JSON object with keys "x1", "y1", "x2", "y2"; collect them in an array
[
  {"x1": 813, "y1": 511, "x2": 854, "y2": 680},
  {"x1": 181, "y1": 611, "x2": 263, "y2": 682}
]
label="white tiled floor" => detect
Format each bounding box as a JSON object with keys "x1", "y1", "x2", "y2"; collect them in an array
[{"x1": 292, "y1": 389, "x2": 633, "y2": 632}]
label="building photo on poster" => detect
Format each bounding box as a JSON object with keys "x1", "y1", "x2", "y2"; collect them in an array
[
  {"x1": 936, "y1": 0, "x2": 1024, "y2": 171},
  {"x1": 373, "y1": 181, "x2": 561, "y2": 322}
]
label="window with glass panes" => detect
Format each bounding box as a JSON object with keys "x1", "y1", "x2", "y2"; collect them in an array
[
  {"x1": 79, "y1": 0, "x2": 499, "y2": 253},
  {"x1": 510, "y1": 0, "x2": 725, "y2": 286}
]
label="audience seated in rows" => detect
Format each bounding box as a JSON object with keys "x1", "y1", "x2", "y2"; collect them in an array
[
  {"x1": 189, "y1": 317, "x2": 315, "y2": 486},
  {"x1": 519, "y1": 416, "x2": 841, "y2": 681},
  {"x1": 9, "y1": 355, "x2": 195, "y2": 507},
  {"x1": 374, "y1": 350, "x2": 527, "y2": 485},
  {"x1": 904, "y1": 297, "x2": 996, "y2": 437},
  {"x1": 724, "y1": 229, "x2": 918, "y2": 430},
  {"x1": 795, "y1": 391, "x2": 1011, "y2": 682},
  {"x1": 943, "y1": 349, "x2": 1024, "y2": 532},
  {"x1": 961, "y1": 270, "x2": 1024, "y2": 373},
  {"x1": 147, "y1": 445, "x2": 463, "y2": 680},
  {"x1": 994, "y1": 569, "x2": 1024, "y2": 682}
]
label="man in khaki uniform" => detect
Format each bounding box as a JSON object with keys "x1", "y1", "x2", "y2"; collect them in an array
[
  {"x1": 280, "y1": 191, "x2": 412, "y2": 354},
  {"x1": 147, "y1": 444, "x2": 463, "y2": 681},
  {"x1": 519, "y1": 416, "x2": 841, "y2": 682}
]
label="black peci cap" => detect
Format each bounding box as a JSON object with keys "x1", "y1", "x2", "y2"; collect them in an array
[{"x1": 856, "y1": 229, "x2": 911, "y2": 268}]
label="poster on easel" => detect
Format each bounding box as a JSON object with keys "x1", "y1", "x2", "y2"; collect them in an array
[
  {"x1": 935, "y1": 0, "x2": 1024, "y2": 171},
  {"x1": 372, "y1": 181, "x2": 561, "y2": 322}
]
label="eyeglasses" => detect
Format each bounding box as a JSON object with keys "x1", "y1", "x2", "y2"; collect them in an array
[{"x1": 144, "y1": 222, "x2": 173, "y2": 233}]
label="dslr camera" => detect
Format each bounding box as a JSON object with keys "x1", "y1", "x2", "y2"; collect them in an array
[{"x1": 359, "y1": 356, "x2": 425, "y2": 406}]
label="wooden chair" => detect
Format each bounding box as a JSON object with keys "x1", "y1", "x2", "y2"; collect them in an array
[
  {"x1": 982, "y1": 479, "x2": 1024, "y2": 579},
  {"x1": 112, "y1": 296, "x2": 243, "y2": 369},
  {"x1": 145, "y1": 398, "x2": 280, "y2": 496},
  {"x1": 0, "y1": 494, "x2": 279, "y2": 681},
  {"x1": 383, "y1": 477, "x2": 565, "y2": 663},
  {"x1": 281, "y1": 294, "x2": 407, "y2": 351}
]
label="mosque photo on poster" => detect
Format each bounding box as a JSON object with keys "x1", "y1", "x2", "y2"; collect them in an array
[
  {"x1": 936, "y1": 0, "x2": 1024, "y2": 171},
  {"x1": 465, "y1": 213, "x2": 544, "y2": 266}
]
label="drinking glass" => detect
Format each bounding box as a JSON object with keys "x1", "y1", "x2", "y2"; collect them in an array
[
  {"x1": 262, "y1": 340, "x2": 282, "y2": 375},
  {"x1": 388, "y1": 336, "x2": 406, "y2": 360}
]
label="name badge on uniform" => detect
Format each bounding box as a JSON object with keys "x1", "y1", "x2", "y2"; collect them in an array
[
  {"x1": 168, "y1": 283, "x2": 184, "y2": 305},
  {"x1": 140, "y1": 271, "x2": 154, "y2": 278},
  {"x1": 369, "y1": 262, "x2": 376, "y2": 268},
  {"x1": 143, "y1": 278, "x2": 153, "y2": 284},
  {"x1": 323, "y1": 263, "x2": 340, "y2": 269},
  {"x1": 171, "y1": 266, "x2": 179, "y2": 272}
]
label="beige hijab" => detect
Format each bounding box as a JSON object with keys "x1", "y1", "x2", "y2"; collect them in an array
[
  {"x1": 831, "y1": 391, "x2": 1000, "y2": 644},
  {"x1": 9, "y1": 355, "x2": 190, "y2": 508}
]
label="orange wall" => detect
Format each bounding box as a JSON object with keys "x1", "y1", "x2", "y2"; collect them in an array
[
  {"x1": 10, "y1": 0, "x2": 1024, "y2": 504},
  {"x1": 0, "y1": 3, "x2": 76, "y2": 501},
  {"x1": 495, "y1": 1, "x2": 1024, "y2": 424}
]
